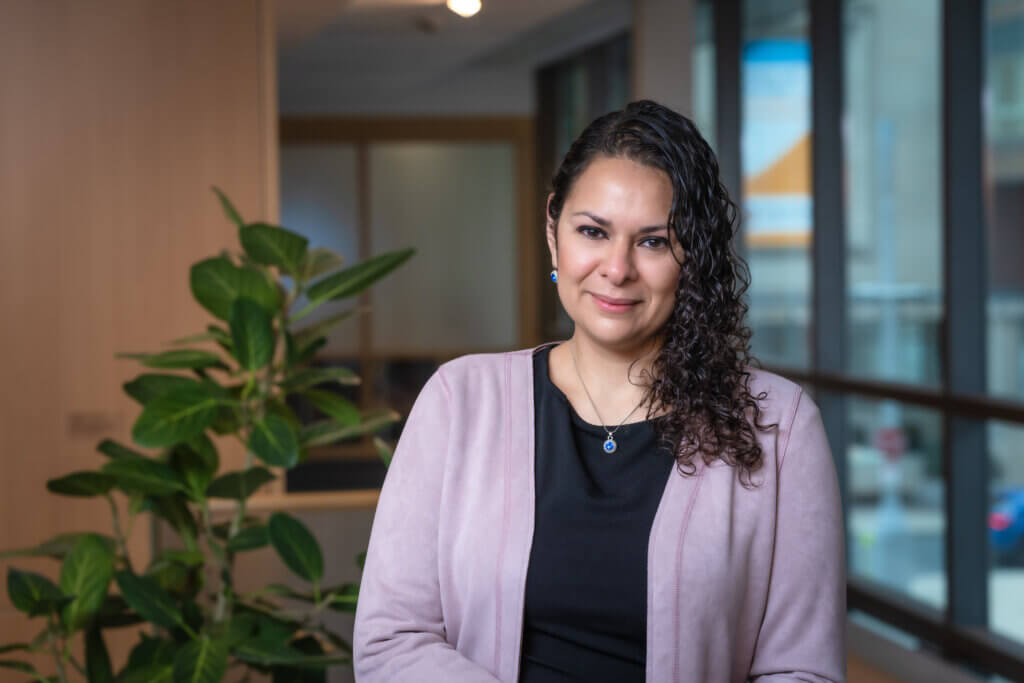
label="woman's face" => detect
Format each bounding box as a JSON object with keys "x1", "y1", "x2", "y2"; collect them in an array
[{"x1": 547, "y1": 155, "x2": 683, "y2": 356}]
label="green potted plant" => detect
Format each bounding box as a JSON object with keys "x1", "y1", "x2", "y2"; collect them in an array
[{"x1": 0, "y1": 189, "x2": 411, "y2": 682}]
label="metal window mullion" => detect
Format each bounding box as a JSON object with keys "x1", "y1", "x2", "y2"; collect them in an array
[
  {"x1": 810, "y1": 0, "x2": 848, "y2": 556},
  {"x1": 713, "y1": 0, "x2": 741, "y2": 225},
  {"x1": 943, "y1": 0, "x2": 988, "y2": 630}
]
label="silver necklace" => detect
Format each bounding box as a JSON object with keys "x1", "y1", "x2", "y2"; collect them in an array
[{"x1": 569, "y1": 343, "x2": 647, "y2": 454}]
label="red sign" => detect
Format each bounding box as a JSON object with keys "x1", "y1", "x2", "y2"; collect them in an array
[{"x1": 873, "y1": 427, "x2": 907, "y2": 462}]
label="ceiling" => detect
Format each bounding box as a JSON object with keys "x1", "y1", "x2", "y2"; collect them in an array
[{"x1": 275, "y1": 0, "x2": 632, "y2": 114}]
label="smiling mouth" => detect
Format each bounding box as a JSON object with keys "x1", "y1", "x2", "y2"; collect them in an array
[{"x1": 590, "y1": 293, "x2": 641, "y2": 311}]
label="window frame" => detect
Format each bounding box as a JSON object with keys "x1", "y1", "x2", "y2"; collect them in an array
[{"x1": 708, "y1": 0, "x2": 1024, "y2": 676}]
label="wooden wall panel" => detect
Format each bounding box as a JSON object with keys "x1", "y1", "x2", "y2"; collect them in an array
[{"x1": 0, "y1": 0, "x2": 277, "y2": 674}]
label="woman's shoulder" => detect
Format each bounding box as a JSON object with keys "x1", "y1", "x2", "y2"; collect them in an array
[
  {"x1": 437, "y1": 347, "x2": 534, "y2": 379},
  {"x1": 428, "y1": 347, "x2": 538, "y2": 401},
  {"x1": 744, "y1": 366, "x2": 815, "y2": 427}
]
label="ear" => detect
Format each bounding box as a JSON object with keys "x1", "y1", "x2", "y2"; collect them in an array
[{"x1": 545, "y1": 193, "x2": 558, "y2": 270}]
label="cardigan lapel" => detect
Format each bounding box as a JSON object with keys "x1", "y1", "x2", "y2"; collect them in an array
[
  {"x1": 495, "y1": 349, "x2": 537, "y2": 682},
  {"x1": 645, "y1": 455, "x2": 708, "y2": 682}
]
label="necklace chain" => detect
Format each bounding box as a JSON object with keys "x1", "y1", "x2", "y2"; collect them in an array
[{"x1": 569, "y1": 342, "x2": 647, "y2": 454}]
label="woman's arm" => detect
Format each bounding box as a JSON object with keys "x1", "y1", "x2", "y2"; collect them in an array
[
  {"x1": 353, "y1": 370, "x2": 501, "y2": 682},
  {"x1": 748, "y1": 391, "x2": 847, "y2": 683}
]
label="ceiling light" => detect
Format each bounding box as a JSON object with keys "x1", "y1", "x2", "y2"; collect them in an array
[{"x1": 446, "y1": 0, "x2": 481, "y2": 18}]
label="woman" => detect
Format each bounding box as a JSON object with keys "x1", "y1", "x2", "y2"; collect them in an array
[{"x1": 353, "y1": 100, "x2": 845, "y2": 683}]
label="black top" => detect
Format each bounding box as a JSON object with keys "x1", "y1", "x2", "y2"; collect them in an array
[{"x1": 519, "y1": 345, "x2": 675, "y2": 683}]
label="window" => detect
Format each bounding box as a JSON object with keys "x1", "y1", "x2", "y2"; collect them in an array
[
  {"x1": 741, "y1": 0, "x2": 812, "y2": 369},
  {"x1": 986, "y1": 0, "x2": 1024, "y2": 402},
  {"x1": 843, "y1": 0, "x2": 943, "y2": 387}
]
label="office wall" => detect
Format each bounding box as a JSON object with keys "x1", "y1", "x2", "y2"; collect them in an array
[
  {"x1": 633, "y1": 0, "x2": 694, "y2": 116},
  {"x1": 0, "y1": 0, "x2": 277, "y2": 672}
]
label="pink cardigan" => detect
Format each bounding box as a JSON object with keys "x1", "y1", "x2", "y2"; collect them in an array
[{"x1": 353, "y1": 349, "x2": 846, "y2": 682}]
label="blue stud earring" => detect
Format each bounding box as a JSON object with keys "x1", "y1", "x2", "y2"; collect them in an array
[{"x1": 550, "y1": 270, "x2": 558, "y2": 283}]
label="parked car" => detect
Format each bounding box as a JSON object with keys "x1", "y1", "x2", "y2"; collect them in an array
[{"x1": 991, "y1": 487, "x2": 1024, "y2": 567}]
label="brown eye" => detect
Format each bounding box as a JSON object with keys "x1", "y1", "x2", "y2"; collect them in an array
[{"x1": 640, "y1": 237, "x2": 670, "y2": 249}]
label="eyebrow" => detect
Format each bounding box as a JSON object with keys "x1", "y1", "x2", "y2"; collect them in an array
[{"x1": 571, "y1": 211, "x2": 668, "y2": 234}]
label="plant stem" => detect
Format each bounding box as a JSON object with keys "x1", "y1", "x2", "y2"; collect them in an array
[
  {"x1": 65, "y1": 649, "x2": 86, "y2": 677},
  {"x1": 106, "y1": 494, "x2": 133, "y2": 572},
  {"x1": 202, "y1": 499, "x2": 230, "y2": 623},
  {"x1": 46, "y1": 618, "x2": 68, "y2": 683}
]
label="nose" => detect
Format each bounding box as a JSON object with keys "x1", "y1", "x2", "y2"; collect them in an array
[{"x1": 601, "y1": 238, "x2": 635, "y2": 285}]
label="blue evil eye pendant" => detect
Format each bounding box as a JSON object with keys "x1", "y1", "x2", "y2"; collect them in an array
[
  {"x1": 550, "y1": 269, "x2": 558, "y2": 283},
  {"x1": 603, "y1": 438, "x2": 617, "y2": 453}
]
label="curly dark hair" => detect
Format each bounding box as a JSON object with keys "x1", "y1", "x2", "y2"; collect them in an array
[{"x1": 547, "y1": 99, "x2": 775, "y2": 485}]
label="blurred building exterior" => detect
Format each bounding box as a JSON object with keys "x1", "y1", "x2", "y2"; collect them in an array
[{"x1": 691, "y1": 0, "x2": 1024, "y2": 680}]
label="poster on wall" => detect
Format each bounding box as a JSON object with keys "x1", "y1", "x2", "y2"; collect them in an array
[{"x1": 741, "y1": 39, "x2": 812, "y2": 248}]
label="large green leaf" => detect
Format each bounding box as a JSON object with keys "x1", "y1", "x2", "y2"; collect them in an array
[
  {"x1": 170, "y1": 436, "x2": 219, "y2": 502},
  {"x1": 268, "y1": 513, "x2": 322, "y2": 584},
  {"x1": 172, "y1": 636, "x2": 227, "y2": 683},
  {"x1": 118, "y1": 350, "x2": 227, "y2": 371},
  {"x1": 85, "y1": 626, "x2": 114, "y2": 683},
  {"x1": 101, "y1": 458, "x2": 185, "y2": 497},
  {"x1": 233, "y1": 605, "x2": 301, "y2": 644},
  {"x1": 262, "y1": 581, "x2": 355, "y2": 612},
  {"x1": 60, "y1": 535, "x2": 114, "y2": 629},
  {"x1": 122, "y1": 375, "x2": 206, "y2": 406},
  {"x1": 126, "y1": 634, "x2": 177, "y2": 670},
  {"x1": 304, "y1": 248, "x2": 414, "y2": 305},
  {"x1": 6, "y1": 569, "x2": 65, "y2": 617},
  {"x1": 233, "y1": 639, "x2": 304, "y2": 668},
  {"x1": 299, "y1": 247, "x2": 343, "y2": 283},
  {"x1": 264, "y1": 397, "x2": 302, "y2": 431},
  {"x1": 96, "y1": 439, "x2": 147, "y2": 460},
  {"x1": 249, "y1": 414, "x2": 299, "y2": 468},
  {"x1": 290, "y1": 311, "x2": 356, "y2": 352},
  {"x1": 278, "y1": 367, "x2": 360, "y2": 393},
  {"x1": 0, "y1": 532, "x2": 116, "y2": 561},
  {"x1": 230, "y1": 298, "x2": 275, "y2": 370},
  {"x1": 212, "y1": 186, "x2": 244, "y2": 228},
  {"x1": 373, "y1": 437, "x2": 394, "y2": 467},
  {"x1": 168, "y1": 329, "x2": 224, "y2": 346},
  {"x1": 284, "y1": 333, "x2": 326, "y2": 368},
  {"x1": 271, "y1": 636, "x2": 326, "y2": 683},
  {"x1": 190, "y1": 257, "x2": 280, "y2": 321},
  {"x1": 226, "y1": 525, "x2": 270, "y2": 553},
  {"x1": 131, "y1": 385, "x2": 222, "y2": 448},
  {"x1": 145, "y1": 495, "x2": 199, "y2": 548},
  {"x1": 218, "y1": 615, "x2": 258, "y2": 648},
  {"x1": 324, "y1": 583, "x2": 359, "y2": 613},
  {"x1": 170, "y1": 449, "x2": 212, "y2": 502},
  {"x1": 188, "y1": 433, "x2": 219, "y2": 472},
  {"x1": 235, "y1": 638, "x2": 348, "y2": 668},
  {"x1": 240, "y1": 223, "x2": 309, "y2": 275},
  {"x1": 205, "y1": 467, "x2": 275, "y2": 500},
  {"x1": 302, "y1": 390, "x2": 359, "y2": 427},
  {"x1": 0, "y1": 660, "x2": 38, "y2": 675},
  {"x1": 210, "y1": 403, "x2": 243, "y2": 435},
  {"x1": 119, "y1": 663, "x2": 173, "y2": 683},
  {"x1": 300, "y1": 410, "x2": 400, "y2": 447},
  {"x1": 94, "y1": 594, "x2": 145, "y2": 629},
  {"x1": 114, "y1": 571, "x2": 184, "y2": 631},
  {"x1": 46, "y1": 471, "x2": 116, "y2": 497},
  {"x1": 145, "y1": 554, "x2": 200, "y2": 598}
]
